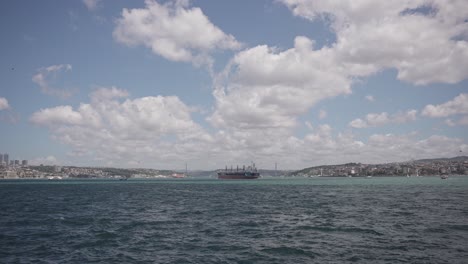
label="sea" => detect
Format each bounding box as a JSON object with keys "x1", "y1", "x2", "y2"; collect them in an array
[{"x1": 1, "y1": 176, "x2": 467, "y2": 264}]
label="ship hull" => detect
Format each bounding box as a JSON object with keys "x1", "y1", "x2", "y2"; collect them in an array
[{"x1": 217, "y1": 172, "x2": 260, "y2": 179}]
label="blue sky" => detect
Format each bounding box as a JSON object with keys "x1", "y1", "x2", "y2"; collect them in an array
[{"x1": 1, "y1": 0, "x2": 467, "y2": 169}]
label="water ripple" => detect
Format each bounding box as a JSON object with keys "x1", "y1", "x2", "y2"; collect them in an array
[{"x1": 1, "y1": 177, "x2": 468, "y2": 263}]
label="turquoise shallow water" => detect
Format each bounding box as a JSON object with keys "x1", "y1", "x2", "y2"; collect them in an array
[{"x1": 1, "y1": 176, "x2": 467, "y2": 263}]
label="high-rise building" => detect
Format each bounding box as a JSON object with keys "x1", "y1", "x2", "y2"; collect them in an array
[
  {"x1": 22, "y1": 160, "x2": 28, "y2": 166},
  {"x1": 4, "y1": 154, "x2": 9, "y2": 166},
  {"x1": 14, "y1": 160, "x2": 20, "y2": 165},
  {"x1": 0, "y1": 154, "x2": 3, "y2": 164}
]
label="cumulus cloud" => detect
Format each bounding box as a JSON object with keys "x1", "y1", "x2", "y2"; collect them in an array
[
  {"x1": 30, "y1": 87, "x2": 213, "y2": 168},
  {"x1": 349, "y1": 109, "x2": 418, "y2": 128},
  {"x1": 209, "y1": 36, "x2": 353, "y2": 131},
  {"x1": 0, "y1": 97, "x2": 9, "y2": 110},
  {"x1": 203, "y1": 0, "x2": 467, "y2": 162},
  {"x1": 444, "y1": 118, "x2": 468, "y2": 127},
  {"x1": 83, "y1": 0, "x2": 101, "y2": 11},
  {"x1": 348, "y1": 118, "x2": 367, "y2": 129},
  {"x1": 26, "y1": 2, "x2": 468, "y2": 169},
  {"x1": 422, "y1": 93, "x2": 468, "y2": 117},
  {"x1": 260, "y1": 131, "x2": 466, "y2": 168},
  {"x1": 32, "y1": 64, "x2": 75, "y2": 99},
  {"x1": 280, "y1": 0, "x2": 468, "y2": 85},
  {"x1": 0, "y1": 97, "x2": 20, "y2": 123},
  {"x1": 422, "y1": 93, "x2": 468, "y2": 126},
  {"x1": 363, "y1": 134, "x2": 466, "y2": 162},
  {"x1": 29, "y1": 87, "x2": 467, "y2": 168},
  {"x1": 113, "y1": 0, "x2": 241, "y2": 67},
  {"x1": 90, "y1": 86, "x2": 129, "y2": 101},
  {"x1": 298, "y1": 128, "x2": 467, "y2": 166},
  {"x1": 31, "y1": 106, "x2": 84, "y2": 126},
  {"x1": 365, "y1": 95, "x2": 375, "y2": 102}
]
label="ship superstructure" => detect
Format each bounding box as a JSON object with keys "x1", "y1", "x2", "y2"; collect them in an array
[{"x1": 217, "y1": 163, "x2": 260, "y2": 179}]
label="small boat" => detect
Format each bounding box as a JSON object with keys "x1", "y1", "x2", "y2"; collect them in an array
[
  {"x1": 440, "y1": 175, "x2": 448, "y2": 179},
  {"x1": 171, "y1": 173, "x2": 186, "y2": 178}
]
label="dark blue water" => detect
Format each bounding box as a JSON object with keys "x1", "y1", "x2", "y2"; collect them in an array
[{"x1": 1, "y1": 177, "x2": 467, "y2": 263}]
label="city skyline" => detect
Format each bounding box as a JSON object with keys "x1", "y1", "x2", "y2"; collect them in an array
[
  {"x1": 0, "y1": 152, "x2": 28, "y2": 166},
  {"x1": 1, "y1": 0, "x2": 468, "y2": 170}
]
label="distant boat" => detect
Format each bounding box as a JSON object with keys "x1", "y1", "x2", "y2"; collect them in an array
[
  {"x1": 171, "y1": 173, "x2": 186, "y2": 178},
  {"x1": 440, "y1": 175, "x2": 448, "y2": 180},
  {"x1": 218, "y1": 163, "x2": 260, "y2": 180}
]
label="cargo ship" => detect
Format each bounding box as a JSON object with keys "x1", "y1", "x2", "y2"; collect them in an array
[{"x1": 218, "y1": 163, "x2": 260, "y2": 179}]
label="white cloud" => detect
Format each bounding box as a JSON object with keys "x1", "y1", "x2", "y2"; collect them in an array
[
  {"x1": 301, "y1": 130, "x2": 467, "y2": 165},
  {"x1": 393, "y1": 109, "x2": 418, "y2": 123},
  {"x1": 364, "y1": 134, "x2": 466, "y2": 161},
  {"x1": 422, "y1": 93, "x2": 468, "y2": 117},
  {"x1": 31, "y1": 106, "x2": 84, "y2": 126},
  {"x1": 305, "y1": 121, "x2": 313, "y2": 130},
  {"x1": 365, "y1": 95, "x2": 375, "y2": 102},
  {"x1": 280, "y1": 0, "x2": 468, "y2": 85},
  {"x1": 199, "y1": 1, "x2": 467, "y2": 167},
  {"x1": 209, "y1": 36, "x2": 353, "y2": 131},
  {"x1": 445, "y1": 119, "x2": 456, "y2": 127},
  {"x1": 32, "y1": 64, "x2": 75, "y2": 99},
  {"x1": 90, "y1": 86, "x2": 129, "y2": 102},
  {"x1": 445, "y1": 116, "x2": 468, "y2": 127},
  {"x1": 113, "y1": 0, "x2": 241, "y2": 67},
  {"x1": 29, "y1": 87, "x2": 467, "y2": 169},
  {"x1": 349, "y1": 109, "x2": 417, "y2": 128},
  {"x1": 349, "y1": 118, "x2": 367, "y2": 129},
  {"x1": 0, "y1": 97, "x2": 9, "y2": 110},
  {"x1": 83, "y1": 0, "x2": 101, "y2": 11},
  {"x1": 297, "y1": 126, "x2": 467, "y2": 166},
  {"x1": 365, "y1": 112, "x2": 390, "y2": 127},
  {"x1": 0, "y1": 97, "x2": 20, "y2": 123},
  {"x1": 422, "y1": 93, "x2": 468, "y2": 126},
  {"x1": 25, "y1": 2, "x2": 468, "y2": 169},
  {"x1": 30, "y1": 87, "x2": 213, "y2": 168}
]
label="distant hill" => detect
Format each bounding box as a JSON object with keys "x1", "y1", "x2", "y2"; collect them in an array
[
  {"x1": 289, "y1": 156, "x2": 468, "y2": 177},
  {"x1": 415, "y1": 156, "x2": 468, "y2": 163},
  {"x1": 291, "y1": 162, "x2": 361, "y2": 176},
  {"x1": 258, "y1": 169, "x2": 292, "y2": 177}
]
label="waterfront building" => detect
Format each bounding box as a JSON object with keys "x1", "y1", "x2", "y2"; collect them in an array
[{"x1": 22, "y1": 160, "x2": 28, "y2": 166}]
